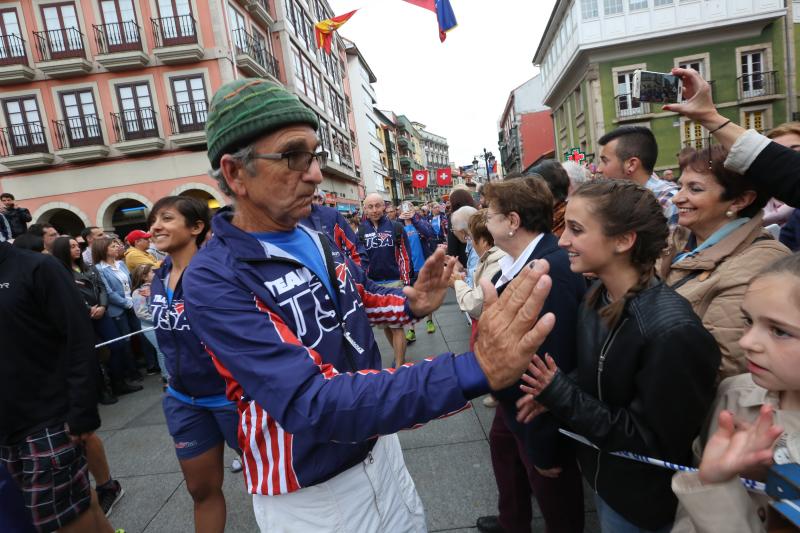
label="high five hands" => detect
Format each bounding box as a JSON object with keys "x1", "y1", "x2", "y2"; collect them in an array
[{"x1": 473, "y1": 260, "x2": 556, "y2": 391}]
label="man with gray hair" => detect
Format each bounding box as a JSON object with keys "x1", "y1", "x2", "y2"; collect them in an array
[
  {"x1": 561, "y1": 160, "x2": 590, "y2": 197},
  {"x1": 451, "y1": 205, "x2": 479, "y2": 286},
  {"x1": 184, "y1": 78, "x2": 558, "y2": 532}
]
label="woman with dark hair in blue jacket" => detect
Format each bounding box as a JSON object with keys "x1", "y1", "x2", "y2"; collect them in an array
[{"x1": 148, "y1": 195, "x2": 241, "y2": 533}]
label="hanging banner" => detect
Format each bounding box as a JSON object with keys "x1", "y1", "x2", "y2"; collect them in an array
[
  {"x1": 436, "y1": 167, "x2": 452, "y2": 186},
  {"x1": 412, "y1": 169, "x2": 429, "y2": 188}
]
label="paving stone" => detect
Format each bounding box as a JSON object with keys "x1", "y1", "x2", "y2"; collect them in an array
[
  {"x1": 124, "y1": 398, "x2": 167, "y2": 429},
  {"x1": 143, "y1": 468, "x2": 257, "y2": 532},
  {"x1": 98, "y1": 376, "x2": 164, "y2": 430},
  {"x1": 107, "y1": 472, "x2": 183, "y2": 533},
  {"x1": 102, "y1": 424, "x2": 181, "y2": 478},
  {"x1": 404, "y1": 440, "x2": 498, "y2": 532}
]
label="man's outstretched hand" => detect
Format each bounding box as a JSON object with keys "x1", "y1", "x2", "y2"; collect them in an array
[
  {"x1": 473, "y1": 260, "x2": 556, "y2": 390},
  {"x1": 404, "y1": 247, "x2": 456, "y2": 317}
]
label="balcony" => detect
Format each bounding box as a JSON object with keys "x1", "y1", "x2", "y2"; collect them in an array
[
  {"x1": 0, "y1": 122, "x2": 54, "y2": 170},
  {"x1": 615, "y1": 94, "x2": 651, "y2": 121},
  {"x1": 33, "y1": 27, "x2": 92, "y2": 78},
  {"x1": 232, "y1": 29, "x2": 279, "y2": 81},
  {"x1": 167, "y1": 101, "x2": 208, "y2": 148},
  {"x1": 738, "y1": 71, "x2": 779, "y2": 101},
  {"x1": 397, "y1": 136, "x2": 410, "y2": 148},
  {"x1": 399, "y1": 155, "x2": 416, "y2": 168},
  {"x1": 245, "y1": 0, "x2": 274, "y2": 27},
  {"x1": 93, "y1": 22, "x2": 148, "y2": 71},
  {"x1": 110, "y1": 107, "x2": 165, "y2": 154},
  {"x1": 53, "y1": 115, "x2": 109, "y2": 162},
  {"x1": 151, "y1": 16, "x2": 204, "y2": 64},
  {"x1": 0, "y1": 34, "x2": 35, "y2": 84}
]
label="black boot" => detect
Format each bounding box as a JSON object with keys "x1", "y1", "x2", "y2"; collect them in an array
[
  {"x1": 476, "y1": 516, "x2": 506, "y2": 533},
  {"x1": 112, "y1": 379, "x2": 143, "y2": 395},
  {"x1": 99, "y1": 388, "x2": 118, "y2": 405}
]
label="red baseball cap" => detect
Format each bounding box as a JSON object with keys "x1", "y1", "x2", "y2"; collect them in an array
[{"x1": 125, "y1": 229, "x2": 151, "y2": 245}]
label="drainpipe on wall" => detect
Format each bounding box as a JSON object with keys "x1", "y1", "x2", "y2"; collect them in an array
[
  {"x1": 220, "y1": 1, "x2": 239, "y2": 81},
  {"x1": 785, "y1": 0, "x2": 796, "y2": 121}
]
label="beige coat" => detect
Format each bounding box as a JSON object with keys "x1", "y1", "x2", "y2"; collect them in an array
[
  {"x1": 671, "y1": 374, "x2": 800, "y2": 533},
  {"x1": 454, "y1": 246, "x2": 506, "y2": 319},
  {"x1": 660, "y1": 213, "x2": 790, "y2": 379}
]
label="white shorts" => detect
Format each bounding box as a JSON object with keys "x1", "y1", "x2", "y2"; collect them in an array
[{"x1": 252, "y1": 434, "x2": 427, "y2": 533}]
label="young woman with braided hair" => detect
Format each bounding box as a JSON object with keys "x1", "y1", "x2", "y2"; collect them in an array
[{"x1": 517, "y1": 180, "x2": 721, "y2": 533}]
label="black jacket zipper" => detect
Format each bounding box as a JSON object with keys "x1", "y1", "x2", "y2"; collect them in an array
[{"x1": 593, "y1": 317, "x2": 628, "y2": 492}]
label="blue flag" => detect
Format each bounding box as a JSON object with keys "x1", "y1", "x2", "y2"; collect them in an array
[{"x1": 436, "y1": 0, "x2": 457, "y2": 42}]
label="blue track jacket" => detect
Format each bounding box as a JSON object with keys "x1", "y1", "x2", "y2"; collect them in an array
[
  {"x1": 300, "y1": 204, "x2": 367, "y2": 268},
  {"x1": 182, "y1": 209, "x2": 489, "y2": 495},
  {"x1": 358, "y1": 215, "x2": 412, "y2": 284},
  {"x1": 151, "y1": 257, "x2": 227, "y2": 398}
]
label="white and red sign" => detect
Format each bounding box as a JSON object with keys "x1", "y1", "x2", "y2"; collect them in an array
[{"x1": 412, "y1": 169, "x2": 428, "y2": 188}]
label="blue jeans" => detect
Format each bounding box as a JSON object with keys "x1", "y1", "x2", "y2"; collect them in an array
[{"x1": 595, "y1": 494, "x2": 672, "y2": 533}]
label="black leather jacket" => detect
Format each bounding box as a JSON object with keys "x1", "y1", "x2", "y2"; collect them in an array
[
  {"x1": 72, "y1": 266, "x2": 108, "y2": 310},
  {"x1": 537, "y1": 279, "x2": 720, "y2": 530}
]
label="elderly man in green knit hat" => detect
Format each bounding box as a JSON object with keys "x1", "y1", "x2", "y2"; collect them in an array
[{"x1": 181, "y1": 78, "x2": 556, "y2": 532}]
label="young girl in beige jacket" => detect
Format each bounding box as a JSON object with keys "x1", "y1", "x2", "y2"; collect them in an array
[{"x1": 671, "y1": 253, "x2": 800, "y2": 532}]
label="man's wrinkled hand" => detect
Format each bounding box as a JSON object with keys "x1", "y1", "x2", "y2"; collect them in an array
[{"x1": 473, "y1": 260, "x2": 555, "y2": 390}]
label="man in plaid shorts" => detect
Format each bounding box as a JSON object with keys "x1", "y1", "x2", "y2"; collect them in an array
[{"x1": 0, "y1": 241, "x2": 116, "y2": 532}]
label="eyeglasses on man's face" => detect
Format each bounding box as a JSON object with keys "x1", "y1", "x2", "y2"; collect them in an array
[{"x1": 252, "y1": 150, "x2": 328, "y2": 172}]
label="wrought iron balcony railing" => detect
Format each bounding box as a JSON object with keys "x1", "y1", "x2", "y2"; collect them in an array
[
  {"x1": 167, "y1": 101, "x2": 208, "y2": 134},
  {"x1": 53, "y1": 115, "x2": 103, "y2": 149},
  {"x1": 93, "y1": 21, "x2": 142, "y2": 54},
  {"x1": 33, "y1": 27, "x2": 85, "y2": 61},
  {"x1": 0, "y1": 34, "x2": 28, "y2": 66},
  {"x1": 151, "y1": 15, "x2": 198, "y2": 47},
  {"x1": 0, "y1": 121, "x2": 48, "y2": 156},
  {"x1": 110, "y1": 107, "x2": 159, "y2": 142}
]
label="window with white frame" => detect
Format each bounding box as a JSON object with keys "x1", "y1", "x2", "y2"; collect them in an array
[
  {"x1": 581, "y1": 0, "x2": 599, "y2": 19},
  {"x1": 629, "y1": 0, "x2": 648, "y2": 10},
  {"x1": 654, "y1": 0, "x2": 672, "y2": 5},
  {"x1": 740, "y1": 50, "x2": 766, "y2": 98},
  {"x1": 574, "y1": 86, "x2": 583, "y2": 115},
  {"x1": 616, "y1": 71, "x2": 643, "y2": 116},
  {"x1": 679, "y1": 59, "x2": 706, "y2": 78},
  {"x1": 604, "y1": 0, "x2": 624, "y2": 15}
]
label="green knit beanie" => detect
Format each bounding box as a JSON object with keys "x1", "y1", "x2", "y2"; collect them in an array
[{"x1": 205, "y1": 78, "x2": 319, "y2": 169}]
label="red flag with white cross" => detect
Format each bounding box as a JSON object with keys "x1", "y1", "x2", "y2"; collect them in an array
[
  {"x1": 436, "y1": 168, "x2": 452, "y2": 186},
  {"x1": 412, "y1": 170, "x2": 428, "y2": 188}
]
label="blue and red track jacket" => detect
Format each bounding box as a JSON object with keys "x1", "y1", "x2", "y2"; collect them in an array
[
  {"x1": 300, "y1": 204, "x2": 366, "y2": 268},
  {"x1": 151, "y1": 257, "x2": 227, "y2": 398},
  {"x1": 182, "y1": 210, "x2": 489, "y2": 495},
  {"x1": 358, "y1": 215, "x2": 412, "y2": 284}
]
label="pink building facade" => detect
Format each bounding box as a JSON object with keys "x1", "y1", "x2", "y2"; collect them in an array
[{"x1": 0, "y1": 0, "x2": 361, "y2": 236}]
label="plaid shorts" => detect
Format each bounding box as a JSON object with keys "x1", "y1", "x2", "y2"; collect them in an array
[{"x1": 0, "y1": 425, "x2": 91, "y2": 533}]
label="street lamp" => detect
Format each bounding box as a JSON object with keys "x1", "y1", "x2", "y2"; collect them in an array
[{"x1": 483, "y1": 148, "x2": 495, "y2": 182}]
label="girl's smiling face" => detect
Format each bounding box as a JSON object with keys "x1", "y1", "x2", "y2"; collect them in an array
[{"x1": 739, "y1": 274, "x2": 800, "y2": 392}]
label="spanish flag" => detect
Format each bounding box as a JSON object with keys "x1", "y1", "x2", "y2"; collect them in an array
[{"x1": 315, "y1": 10, "x2": 357, "y2": 54}]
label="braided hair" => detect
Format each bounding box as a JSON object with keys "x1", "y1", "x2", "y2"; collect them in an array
[{"x1": 572, "y1": 179, "x2": 670, "y2": 328}]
